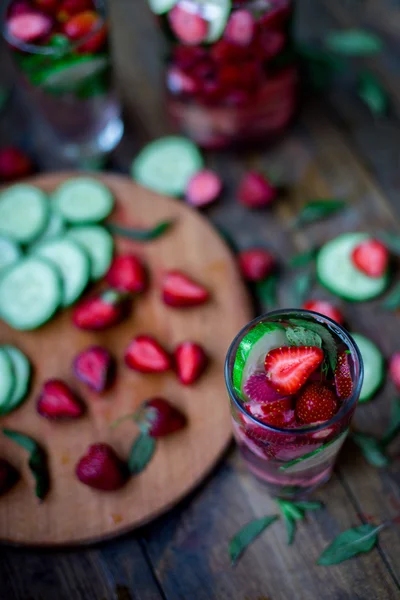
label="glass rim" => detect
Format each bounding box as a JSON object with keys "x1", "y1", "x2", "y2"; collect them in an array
[
  {"x1": 1, "y1": 0, "x2": 107, "y2": 56},
  {"x1": 224, "y1": 308, "x2": 364, "y2": 436}
]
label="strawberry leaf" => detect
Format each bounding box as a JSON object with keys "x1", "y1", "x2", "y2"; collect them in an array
[
  {"x1": 108, "y1": 220, "x2": 174, "y2": 242},
  {"x1": 289, "y1": 247, "x2": 318, "y2": 268},
  {"x1": 358, "y1": 71, "x2": 388, "y2": 116},
  {"x1": 351, "y1": 432, "x2": 389, "y2": 467},
  {"x1": 286, "y1": 326, "x2": 322, "y2": 348},
  {"x1": 289, "y1": 318, "x2": 337, "y2": 370},
  {"x1": 325, "y1": 30, "x2": 384, "y2": 56},
  {"x1": 256, "y1": 275, "x2": 278, "y2": 311},
  {"x1": 293, "y1": 200, "x2": 346, "y2": 227},
  {"x1": 317, "y1": 523, "x2": 385, "y2": 565},
  {"x1": 2, "y1": 428, "x2": 50, "y2": 501},
  {"x1": 381, "y1": 398, "x2": 400, "y2": 447},
  {"x1": 128, "y1": 432, "x2": 156, "y2": 475},
  {"x1": 229, "y1": 515, "x2": 278, "y2": 565},
  {"x1": 381, "y1": 282, "x2": 400, "y2": 311}
]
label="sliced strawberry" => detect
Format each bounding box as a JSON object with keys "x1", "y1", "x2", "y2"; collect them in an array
[
  {"x1": 0, "y1": 147, "x2": 33, "y2": 182},
  {"x1": 303, "y1": 300, "x2": 345, "y2": 326},
  {"x1": 73, "y1": 346, "x2": 114, "y2": 393},
  {"x1": 265, "y1": 346, "x2": 324, "y2": 395},
  {"x1": 76, "y1": 443, "x2": 127, "y2": 491},
  {"x1": 73, "y1": 290, "x2": 127, "y2": 330},
  {"x1": 0, "y1": 459, "x2": 19, "y2": 497},
  {"x1": 162, "y1": 271, "x2": 209, "y2": 308},
  {"x1": 136, "y1": 398, "x2": 186, "y2": 438},
  {"x1": 237, "y1": 171, "x2": 277, "y2": 208},
  {"x1": 7, "y1": 11, "x2": 53, "y2": 43},
  {"x1": 57, "y1": 0, "x2": 93, "y2": 21},
  {"x1": 351, "y1": 239, "x2": 389, "y2": 278},
  {"x1": 238, "y1": 248, "x2": 276, "y2": 282},
  {"x1": 63, "y1": 10, "x2": 107, "y2": 53},
  {"x1": 185, "y1": 170, "x2": 222, "y2": 207},
  {"x1": 106, "y1": 254, "x2": 147, "y2": 294},
  {"x1": 37, "y1": 379, "x2": 84, "y2": 419},
  {"x1": 335, "y1": 351, "x2": 353, "y2": 400},
  {"x1": 243, "y1": 372, "x2": 286, "y2": 403},
  {"x1": 245, "y1": 397, "x2": 294, "y2": 426},
  {"x1": 296, "y1": 382, "x2": 338, "y2": 425},
  {"x1": 168, "y1": 5, "x2": 208, "y2": 45},
  {"x1": 125, "y1": 335, "x2": 171, "y2": 373},
  {"x1": 389, "y1": 352, "x2": 400, "y2": 391},
  {"x1": 174, "y1": 341, "x2": 207, "y2": 385},
  {"x1": 224, "y1": 9, "x2": 255, "y2": 46}
]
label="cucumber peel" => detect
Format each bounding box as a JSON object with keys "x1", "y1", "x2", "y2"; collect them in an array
[{"x1": 351, "y1": 333, "x2": 384, "y2": 402}]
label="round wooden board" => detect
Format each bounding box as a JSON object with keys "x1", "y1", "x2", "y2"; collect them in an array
[{"x1": 0, "y1": 173, "x2": 252, "y2": 547}]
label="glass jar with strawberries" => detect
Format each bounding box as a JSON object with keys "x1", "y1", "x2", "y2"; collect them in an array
[
  {"x1": 2, "y1": 0, "x2": 123, "y2": 165},
  {"x1": 148, "y1": 0, "x2": 298, "y2": 148},
  {"x1": 225, "y1": 309, "x2": 363, "y2": 498}
]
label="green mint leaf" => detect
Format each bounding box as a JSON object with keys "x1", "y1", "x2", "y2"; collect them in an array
[
  {"x1": 294, "y1": 501, "x2": 324, "y2": 511},
  {"x1": 289, "y1": 247, "x2": 318, "y2": 268},
  {"x1": 377, "y1": 232, "x2": 400, "y2": 255},
  {"x1": 108, "y1": 220, "x2": 174, "y2": 242},
  {"x1": 286, "y1": 326, "x2": 322, "y2": 348},
  {"x1": 325, "y1": 30, "x2": 384, "y2": 56},
  {"x1": 256, "y1": 275, "x2": 278, "y2": 312},
  {"x1": 293, "y1": 200, "x2": 346, "y2": 228},
  {"x1": 276, "y1": 499, "x2": 304, "y2": 521},
  {"x1": 289, "y1": 318, "x2": 337, "y2": 371},
  {"x1": 3, "y1": 429, "x2": 49, "y2": 500},
  {"x1": 317, "y1": 523, "x2": 385, "y2": 565},
  {"x1": 229, "y1": 515, "x2": 278, "y2": 565},
  {"x1": 358, "y1": 71, "x2": 388, "y2": 116},
  {"x1": 128, "y1": 432, "x2": 156, "y2": 475},
  {"x1": 381, "y1": 282, "x2": 400, "y2": 311},
  {"x1": 283, "y1": 512, "x2": 296, "y2": 545},
  {"x1": 381, "y1": 398, "x2": 400, "y2": 447},
  {"x1": 290, "y1": 271, "x2": 314, "y2": 307},
  {"x1": 351, "y1": 432, "x2": 389, "y2": 467}
]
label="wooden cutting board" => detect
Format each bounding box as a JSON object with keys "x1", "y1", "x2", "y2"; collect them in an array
[{"x1": 0, "y1": 173, "x2": 252, "y2": 546}]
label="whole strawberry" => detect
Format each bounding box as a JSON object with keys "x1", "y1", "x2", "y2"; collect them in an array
[
  {"x1": 73, "y1": 346, "x2": 114, "y2": 393},
  {"x1": 238, "y1": 248, "x2": 276, "y2": 282},
  {"x1": 106, "y1": 254, "x2": 147, "y2": 294},
  {"x1": 295, "y1": 383, "x2": 338, "y2": 425},
  {"x1": 73, "y1": 290, "x2": 127, "y2": 330},
  {"x1": 174, "y1": 341, "x2": 207, "y2": 385},
  {"x1": 0, "y1": 459, "x2": 19, "y2": 497},
  {"x1": 335, "y1": 351, "x2": 353, "y2": 400},
  {"x1": 0, "y1": 147, "x2": 33, "y2": 182},
  {"x1": 37, "y1": 379, "x2": 84, "y2": 419},
  {"x1": 245, "y1": 398, "x2": 295, "y2": 428},
  {"x1": 136, "y1": 398, "x2": 186, "y2": 438},
  {"x1": 238, "y1": 171, "x2": 277, "y2": 209},
  {"x1": 76, "y1": 443, "x2": 127, "y2": 491}
]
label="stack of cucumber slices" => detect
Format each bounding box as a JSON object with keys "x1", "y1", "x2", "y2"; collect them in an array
[
  {"x1": 0, "y1": 178, "x2": 115, "y2": 331},
  {"x1": 0, "y1": 345, "x2": 31, "y2": 415}
]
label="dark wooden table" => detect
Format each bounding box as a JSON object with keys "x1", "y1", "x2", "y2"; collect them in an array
[{"x1": 2, "y1": 1, "x2": 400, "y2": 598}]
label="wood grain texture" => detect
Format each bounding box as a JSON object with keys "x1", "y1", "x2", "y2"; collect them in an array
[{"x1": 0, "y1": 173, "x2": 251, "y2": 546}]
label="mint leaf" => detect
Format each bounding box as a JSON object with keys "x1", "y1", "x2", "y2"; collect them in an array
[
  {"x1": 289, "y1": 247, "x2": 318, "y2": 268},
  {"x1": 290, "y1": 271, "x2": 314, "y2": 306},
  {"x1": 128, "y1": 432, "x2": 156, "y2": 475},
  {"x1": 289, "y1": 318, "x2": 337, "y2": 370},
  {"x1": 325, "y1": 30, "x2": 384, "y2": 56},
  {"x1": 108, "y1": 220, "x2": 174, "y2": 242},
  {"x1": 293, "y1": 200, "x2": 346, "y2": 227},
  {"x1": 256, "y1": 275, "x2": 278, "y2": 312},
  {"x1": 381, "y1": 398, "x2": 400, "y2": 447},
  {"x1": 229, "y1": 515, "x2": 278, "y2": 565},
  {"x1": 294, "y1": 501, "x2": 324, "y2": 511},
  {"x1": 358, "y1": 71, "x2": 388, "y2": 116},
  {"x1": 3, "y1": 429, "x2": 49, "y2": 501},
  {"x1": 286, "y1": 326, "x2": 322, "y2": 348},
  {"x1": 276, "y1": 499, "x2": 323, "y2": 546},
  {"x1": 317, "y1": 524, "x2": 385, "y2": 565},
  {"x1": 276, "y1": 499, "x2": 303, "y2": 521},
  {"x1": 381, "y1": 282, "x2": 400, "y2": 311},
  {"x1": 282, "y1": 511, "x2": 296, "y2": 545},
  {"x1": 351, "y1": 432, "x2": 389, "y2": 467}
]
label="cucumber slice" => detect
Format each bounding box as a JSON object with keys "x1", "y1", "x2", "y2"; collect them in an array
[
  {"x1": 132, "y1": 136, "x2": 204, "y2": 197},
  {"x1": 197, "y1": 0, "x2": 232, "y2": 42},
  {"x1": 0, "y1": 346, "x2": 31, "y2": 415},
  {"x1": 0, "y1": 236, "x2": 22, "y2": 273},
  {"x1": 53, "y1": 178, "x2": 114, "y2": 224},
  {"x1": 279, "y1": 430, "x2": 348, "y2": 474},
  {"x1": 31, "y1": 211, "x2": 66, "y2": 247},
  {"x1": 317, "y1": 233, "x2": 389, "y2": 301},
  {"x1": 0, "y1": 349, "x2": 15, "y2": 410},
  {"x1": 0, "y1": 185, "x2": 49, "y2": 244},
  {"x1": 66, "y1": 225, "x2": 114, "y2": 281},
  {"x1": 34, "y1": 55, "x2": 109, "y2": 92},
  {"x1": 0, "y1": 257, "x2": 61, "y2": 330},
  {"x1": 148, "y1": 0, "x2": 177, "y2": 14},
  {"x1": 233, "y1": 322, "x2": 287, "y2": 399},
  {"x1": 33, "y1": 238, "x2": 90, "y2": 307},
  {"x1": 351, "y1": 333, "x2": 384, "y2": 402}
]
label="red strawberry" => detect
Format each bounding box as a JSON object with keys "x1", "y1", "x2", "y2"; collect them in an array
[
  {"x1": 0, "y1": 459, "x2": 19, "y2": 497},
  {"x1": 245, "y1": 397, "x2": 295, "y2": 428},
  {"x1": 238, "y1": 248, "x2": 276, "y2": 282},
  {"x1": 106, "y1": 254, "x2": 147, "y2": 294},
  {"x1": 63, "y1": 10, "x2": 107, "y2": 53},
  {"x1": 7, "y1": 11, "x2": 52, "y2": 43},
  {"x1": 167, "y1": 66, "x2": 199, "y2": 96},
  {"x1": 73, "y1": 346, "x2": 114, "y2": 393},
  {"x1": 224, "y1": 9, "x2": 255, "y2": 46},
  {"x1": 335, "y1": 351, "x2": 353, "y2": 400},
  {"x1": 243, "y1": 372, "x2": 286, "y2": 403},
  {"x1": 172, "y1": 45, "x2": 208, "y2": 70},
  {"x1": 33, "y1": 0, "x2": 60, "y2": 14},
  {"x1": 185, "y1": 170, "x2": 222, "y2": 207},
  {"x1": 210, "y1": 39, "x2": 246, "y2": 63},
  {"x1": 125, "y1": 335, "x2": 171, "y2": 373},
  {"x1": 73, "y1": 290, "x2": 127, "y2": 330},
  {"x1": 265, "y1": 346, "x2": 324, "y2": 395},
  {"x1": 0, "y1": 147, "x2": 33, "y2": 182},
  {"x1": 256, "y1": 30, "x2": 286, "y2": 59},
  {"x1": 296, "y1": 382, "x2": 338, "y2": 424},
  {"x1": 238, "y1": 171, "x2": 277, "y2": 208},
  {"x1": 37, "y1": 379, "x2": 84, "y2": 419},
  {"x1": 351, "y1": 239, "x2": 389, "y2": 278},
  {"x1": 76, "y1": 443, "x2": 127, "y2": 491},
  {"x1": 57, "y1": 0, "x2": 93, "y2": 21},
  {"x1": 162, "y1": 271, "x2": 209, "y2": 308},
  {"x1": 174, "y1": 342, "x2": 207, "y2": 385},
  {"x1": 389, "y1": 352, "x2": 400, "y2": 391},
  {"x1": 303, "y1": 300, "x2": 344, "y2": 326},
  {"x1": 168, "y1": 5, "x2": 208, "y2": 45},
  {"x1": 136, "y1": 398, "x2": 186, "y2": 438}
]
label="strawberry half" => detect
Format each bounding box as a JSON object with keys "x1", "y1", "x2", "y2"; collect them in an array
[
  {"x1": 265, "y1": 346, "x2": 324, "y2": 395},
  {"x1": 106, "y1": 254, "x2": 147, "y2": 294},
  {"x1": 295, "y1": 383, "x2": 338, "y2": 425},
  {"x1": 245, "y1": 398, "x2": 295, "y2": 428},
  {"x1": 76, "y1": 443, "x2": 127, "y2": 491},
  {"x1": 185, "y1": 170, "x2": 222, "y2": 207},
  {"x1": 0, "y1": 459, "x2": 19, "y2": 497},
  {"x1": 238, "y1": 248, "x2": 276, "y2": 282},
  {"x1": 389, "y1": 352, "x2": 400, "y2": 391},
  {"x1": 237, "y1": 171, "x2": 277, "y2": 208},
  {"x1": 73, "y1": 346, "x2": 114, "y2": 393},
  {"x1": 335, "y1": 351, "x2": 353, "y2": 400},
  {"x1": 243, "y1": 373, "x2": 286, "y2": 403},
  {"x1": 351, "y1": 239, "x2": 389, "y2": 278},
  {"x1": 125, "y1": 335, "x2": 171, "y2": 373},
  {"x1": 224, "y1": 9, "x2": 255, "y2": 46},
  {"x1": 37, "y1": 379, "x2": 84, "y2": 419},
  {"x1": 73, "y1": 290, "x2": 127, "y2": 330},
  {"x1": 136, "y1": 398, "x2": 186, "y2": 438},
  {"x1": 162, "y1": 271, "x2": 209, "y2": 308},
  {"x1": 63, "y1": 10, "x2": 107, "y2": 53},
  {"x1": 0, "y1": 147, "x2": 34, "y2": 182},
  {"x1": 168, "y1": 5, "x2": 208, "y2": 45},
  {"x1": 174, "y1": 341, "x2": 207, "y2": 385}
]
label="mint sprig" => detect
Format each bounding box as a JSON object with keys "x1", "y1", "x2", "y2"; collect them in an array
[
  {"x1": 229, "y1": 515, "x2": 278, "y2": 565},
  {"x1": 317, "y1": 523, "x2": 386, "y2": 565},
  {"x1": 108, "y1": 220, "x2": 174, "y2": 242},
  {"x1": 276, "y1": 499, "x2": 324, "y2": 546},
  {"x1": 293, "y1": 200, "x2": 347, "y2": 228},
  {"x1": 286, "y1": 326, "x2": 322, "y2": 348}
]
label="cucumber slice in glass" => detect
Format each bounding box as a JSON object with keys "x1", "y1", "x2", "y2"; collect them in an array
[
  {"x1": 0, "y1": 236, "x2": 22, "y2": 273},
  {"x1": 197, "y1": 0, "x2": 232, "y2": 42},
  {"x1": 0, "y1": 345, "x2": 31, "y2": 415},
  {"x1": 0, "y1": 185, "x2": 49, "y2": 244},
  {"x1": 33, "y1": 55, "x2": 109, "y2": 92},
  {"x1": 280, "y1": 430, "x2": 348, "y2": 474},
  {"x1": 0, "y1": 349, "x2": 15, "y2": 410},
  {"x1": 67, "y1": 225, "x2": 114, "y2": 281},
  {"x1": 148, "y1": 0, "x2": 178, "y2": 14},
  {"x1": 53, "y1": 177, "x2": 114, "y2": 224},
  {"x1": 351, "y1": 333, "x2": 384, "y2": 402}
]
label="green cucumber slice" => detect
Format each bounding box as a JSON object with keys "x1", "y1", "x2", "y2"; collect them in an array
[
  {"x1": 66, "y1": 225, "x2": 114, "y2": 281},
  {"x1": 0, "y1": 349, "x2": 15, "y2": 410},
  {"x1": 233, "y1": 322, "x2": 287, "y2": 399},
  {"x1": 33, "y1": 55, "x2": 109, "y2": 92},
  {"x1": 0, "y1": 236, "x2": 22, "y2": 273},
  {"x1": 0, "y1": 346, "x2": 31, "y2": 415},
  {"x1": 33, "y1": 238, "x2": 91, "y2": 307},
  {"x1": 53, "y1": 178, "x2": 114, "y2": 224},
  {"x1": 148, "y1": 0, "x2": 178, "y2": 14},
  {"x1": 280, "y1": 430, "x2": 348, "y2": 474},
  {"x1": 351, "y1": 333, "x2": 384, "y2": 402},
  {"x1": 31, "y1": 211, "x2": 66, "y2": 247},
  {"x1": 0, "y1": 185, "x2": 49, "y2": 244},
  {"x1": 198, "y1": 0, "x2": 232, "y2": 42},
  {"x1": 0, "y1": 257, "x2": 61, "y2": 330},
  {"x1": 132, "y1": 136, "x2": 204, "y2": 197},
  {"x1": 317, "y1": 233, "x2": 389, "y2": 301}
]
